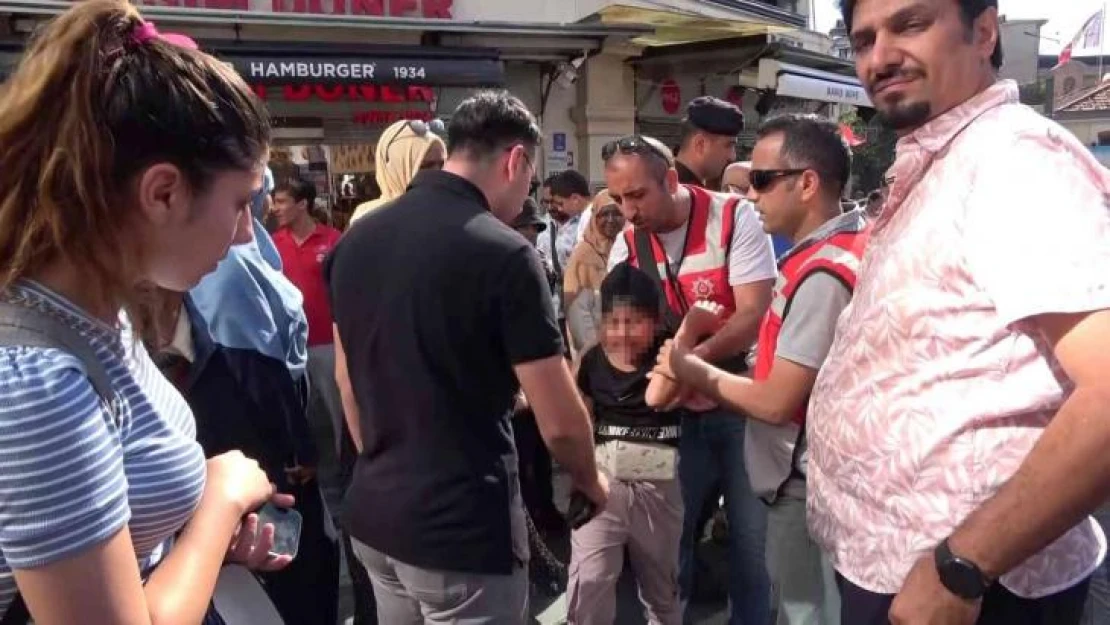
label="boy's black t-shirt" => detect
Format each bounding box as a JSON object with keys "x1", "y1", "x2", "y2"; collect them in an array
[{"x1": 576, "y1": 344, "x2": 682, "y2": 446}]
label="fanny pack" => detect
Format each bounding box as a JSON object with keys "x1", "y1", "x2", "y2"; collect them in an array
[{"x1": 595, "y1": 440, "x2": 677, "y2": 482}]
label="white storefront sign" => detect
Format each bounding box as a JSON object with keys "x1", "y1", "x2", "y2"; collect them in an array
[{"x1": 757, "y1": 59, "x2": 872, "y2": 108}]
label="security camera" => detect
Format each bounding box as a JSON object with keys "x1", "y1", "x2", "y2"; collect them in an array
[{"x1": 555, "y1": 50, "x2": 589, "y2": 90}]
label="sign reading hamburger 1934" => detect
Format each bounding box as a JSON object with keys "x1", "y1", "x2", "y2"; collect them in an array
[{"x1": 230, "y1": 56, "x2": 503, "y2": 86}]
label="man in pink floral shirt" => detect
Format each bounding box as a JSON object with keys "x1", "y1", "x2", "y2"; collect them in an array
[{"x1": 810, "y1": 1, "x2": 1110, "y2": 624}]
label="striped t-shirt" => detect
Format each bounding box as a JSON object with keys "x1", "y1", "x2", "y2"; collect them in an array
[{"x1": 0, "y1": 281, "x2": 206, "y2": 614}]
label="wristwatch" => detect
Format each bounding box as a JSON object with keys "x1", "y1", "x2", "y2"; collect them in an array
[{"x1": 934, "y1": 538, "x2": 992, "y2": 600}]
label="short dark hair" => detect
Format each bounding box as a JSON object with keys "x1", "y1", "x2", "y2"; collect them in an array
[
  {"x1": 840, "y1": 0, "x2": 1002, "y2": 69},
  {"x1": 446, "y1": 90, "x2": 542, "y2": 160},
  {"x1": 756, "y1": 114, "x2": 852, "y2": 198},
  {"x1": 275, "y1": 178, "x2": 317, "y2": 208},
  {"x1": 548, "y1": 170, "x2": 590, "y2": 199},
  {"x1": 677, "y1": 121, "x2": 699, "y2": 152},
  {"x1": 600, "y1": 262, "x2": 662, "y2": 320}
]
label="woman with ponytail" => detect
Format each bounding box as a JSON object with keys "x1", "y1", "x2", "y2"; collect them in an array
[{"x1": 0, "y1": 1, "x2": 290, "y2": 623}]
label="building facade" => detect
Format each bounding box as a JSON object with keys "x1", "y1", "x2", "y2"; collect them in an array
[{"x1": 0, "y1": 0, "x2": 863, "y2": 210}]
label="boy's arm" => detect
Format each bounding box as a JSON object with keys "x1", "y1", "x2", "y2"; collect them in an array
[
  {"x1": 645, "y1": 301, "x2": 728, "y2": 409},
  {"x1": 657, "y1": 274, "x2": 850, "y2": 423},
  {"x1": 644, "y1": 367, "x2": 684, "y2": 409}
]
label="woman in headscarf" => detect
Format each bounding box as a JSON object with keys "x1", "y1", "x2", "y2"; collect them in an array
[
  {"x1": 350, "y1": 118, "x2": 445, "y2": 223},
  {"x1": 564, "y1": 188, "x2": 626, "y2": 357}
]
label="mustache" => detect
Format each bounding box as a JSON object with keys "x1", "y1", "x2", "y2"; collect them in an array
[{"x1": 870, "y1": 67, "x2": 924, "y2": 90}]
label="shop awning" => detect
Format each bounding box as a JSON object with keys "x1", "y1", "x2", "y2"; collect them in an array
[
  {"x1": 592, "y1": 3, "x2": 798, "y2": 47},
  {"x1": 757, "y1": 58, "x2": 872, "y2": 108}
]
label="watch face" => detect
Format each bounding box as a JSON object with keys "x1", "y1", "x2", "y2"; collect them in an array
[{"x1": 941, "y1": 558, "x2": 987, "y2": 600}]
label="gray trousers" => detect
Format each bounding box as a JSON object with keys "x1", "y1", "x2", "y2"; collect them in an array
[
  {"x1": 306, "y1": 344, "x2": 343, "y2": 455},
  {"x1": 766, "y1": 478, "x2": 840, "y2": 625},
  {"x1": 350, "y1": 453, "x2": 531, "y2": 624},
  {"x1": 351, "y1": 540, "x2": 528, "y2": 624}
]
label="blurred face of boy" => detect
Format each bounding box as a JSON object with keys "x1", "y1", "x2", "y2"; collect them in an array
[{"x1": 601, "y1": 303, "x2": 658, "y2": 369}]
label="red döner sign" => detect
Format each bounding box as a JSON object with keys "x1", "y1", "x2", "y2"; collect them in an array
[
  {"x1": 253, "y1": 84, "x2": 436, "y2": 103},
  {"x1": 135, "y1": 0, "x2": 453, "y2": 18}
]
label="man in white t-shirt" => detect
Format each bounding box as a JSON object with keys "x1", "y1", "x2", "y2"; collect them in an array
[{"x1": 603, "y1": 134, "x2": 776, "y2": 625}]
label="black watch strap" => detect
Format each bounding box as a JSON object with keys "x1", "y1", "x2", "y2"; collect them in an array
[{"x1": 934, "y1": 538, "x2": 992, "y2": 600}]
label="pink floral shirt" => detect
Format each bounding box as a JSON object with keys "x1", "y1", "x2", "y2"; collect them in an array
[{"x1": 807, "y1": 80, "x2": 1110, "y2": 598}]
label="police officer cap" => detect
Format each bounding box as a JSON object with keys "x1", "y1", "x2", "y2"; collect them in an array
[{"x1": 685, "y1": 96, "x2": 744, "y2": 137}]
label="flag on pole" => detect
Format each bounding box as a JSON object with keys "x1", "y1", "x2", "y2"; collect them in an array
[
  {"x1": 1057, "y1": 9, "x2": 1105, "y2": 67},
  {"x1": 839, "y1": 123, "x2": 865, "y2": 147}
]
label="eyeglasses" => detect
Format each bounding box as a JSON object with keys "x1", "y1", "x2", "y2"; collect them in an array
[
  {"x1": 384, "y1": 118, "x2": 446, "y2": 163},
  {"x1": 749, "y1": 169, "x2": 807, "y2": 192},
  {"x1": 601, "y1": 135, "x2": 671, "y2": 163}
]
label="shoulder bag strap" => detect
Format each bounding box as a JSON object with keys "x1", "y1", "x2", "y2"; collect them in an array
[{"x1": 633, "y1": 228, "x2": 685, "y2": 334}]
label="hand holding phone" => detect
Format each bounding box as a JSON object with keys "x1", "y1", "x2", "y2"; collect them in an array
[
  {"x1": 256, "y1": 502, "x2": 302, "y2": 560},
  {"x1": 227, "y1": 501, "x2": 301, "y2": 571}
]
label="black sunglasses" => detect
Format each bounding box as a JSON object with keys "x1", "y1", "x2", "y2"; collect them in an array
[
  {"x1": 749, "y1": 169, "x2": 807, "y2": 192},
  {"x1": 601, "y1": 135, "x2": 670, "y2": 163},
  {"x1": 384, "y1": 118, "x2": 446, "y2": 163}
]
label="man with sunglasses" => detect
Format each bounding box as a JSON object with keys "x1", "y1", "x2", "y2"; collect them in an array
[
  {"x1": 807, "y1": 1, "x2": 1110, "y2": 624},
  {"x1": 327, "y1": 91, "x2": 608, "y2": 622},
  {"x1": 660, "y1": 113, "x2": 868, "y2": 625},
  {"x1": 603, "y1": 134, "x2": 776, "y2": 625},
  {"x1": 675, "y1": 96, "x2": 744, "y2": 189}
]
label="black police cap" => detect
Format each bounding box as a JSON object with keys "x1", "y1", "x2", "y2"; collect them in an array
[{"x1": 685, "y1": 96, "x2": 744, "y2": 137}]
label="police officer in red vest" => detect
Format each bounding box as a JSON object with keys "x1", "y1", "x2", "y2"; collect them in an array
[
  {"x1": 654, "y1": 114, "x2": 869, "y2": 625},
  {"x1": 604, "y1": 134, "x2": 777, "y2": 624}
]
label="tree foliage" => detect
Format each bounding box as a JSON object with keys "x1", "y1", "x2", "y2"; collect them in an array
[{"x1": 840, "y1": 109, "x2": 898, "y2": 194}]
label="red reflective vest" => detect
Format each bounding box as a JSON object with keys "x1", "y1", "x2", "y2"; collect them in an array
[
  {"x1": 753, "y1": 227, "x2": 870, "y2": 427},
  {"x1": 624, "y1": 185, "x2": 740, "y2": 317}
]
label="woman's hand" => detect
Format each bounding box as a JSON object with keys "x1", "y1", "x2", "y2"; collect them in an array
[
  {"x1": 204, "y1": 451, "x2": 277, "y2": 516},
  {"x1": 225, "y1": 493, "x2": 296, "y2": 572}
]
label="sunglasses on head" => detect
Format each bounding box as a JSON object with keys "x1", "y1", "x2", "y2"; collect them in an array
[
  {"x1": 601, "y1": 135, "x2": 670, "y2": 163},
  {"x1": 749, "y1": 169, "x2": 807, "y2": 192},
  {"x1": 384, "y1": 118, "x2": 446, "y2": 164}
]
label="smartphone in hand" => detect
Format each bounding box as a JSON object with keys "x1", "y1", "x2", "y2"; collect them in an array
[{"x1": 256, "y1": 502, "x2": 303, "y2": 559}]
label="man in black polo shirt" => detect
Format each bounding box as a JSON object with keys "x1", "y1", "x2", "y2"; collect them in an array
[
  {"x1": 674, "y1": 96, "x2": 744, "y2": 189},
  {"x1": 326, "y1": 90, "x2": 608, "y2": 622}
]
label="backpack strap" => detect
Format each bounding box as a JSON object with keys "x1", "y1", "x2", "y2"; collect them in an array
[
  {"x1": 0, "y1": 299, "x2": 117, "y2": 625},
  {"x1": 0, "y1": 300, "x2": 115, "y2": 402},
  {"x1": 548, "y1": 224, "x2": 563, "y2": 281}
]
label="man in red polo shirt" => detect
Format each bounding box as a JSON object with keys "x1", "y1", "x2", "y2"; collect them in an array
[{"x1": 272, "y1": 179, "x2": 344, "y2": 465}]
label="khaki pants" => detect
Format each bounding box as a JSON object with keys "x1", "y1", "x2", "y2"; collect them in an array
[{"x1": 567, "y1": 479, "x2": 683, "y2": 625}]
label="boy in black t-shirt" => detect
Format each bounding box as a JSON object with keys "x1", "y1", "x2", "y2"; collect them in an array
[{"x1": 568, "y1": 263, "x2": 684, "y2": 625}]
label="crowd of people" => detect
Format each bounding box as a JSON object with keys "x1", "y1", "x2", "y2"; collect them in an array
[{"x1": 0, "y1": 0, "x2": 1109, "y2": 625}]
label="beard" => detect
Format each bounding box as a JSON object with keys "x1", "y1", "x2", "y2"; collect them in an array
[{"x1": 876, "y1": 99, "x2": 932, "y2": 132}]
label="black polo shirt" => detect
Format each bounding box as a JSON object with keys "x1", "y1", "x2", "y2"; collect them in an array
[
  {"x1": 324, "y1": 170, "x2": 563, "y2": 575},
  {"x1": 676, "y1": 160, "x2": 703, "y2": 187}
]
